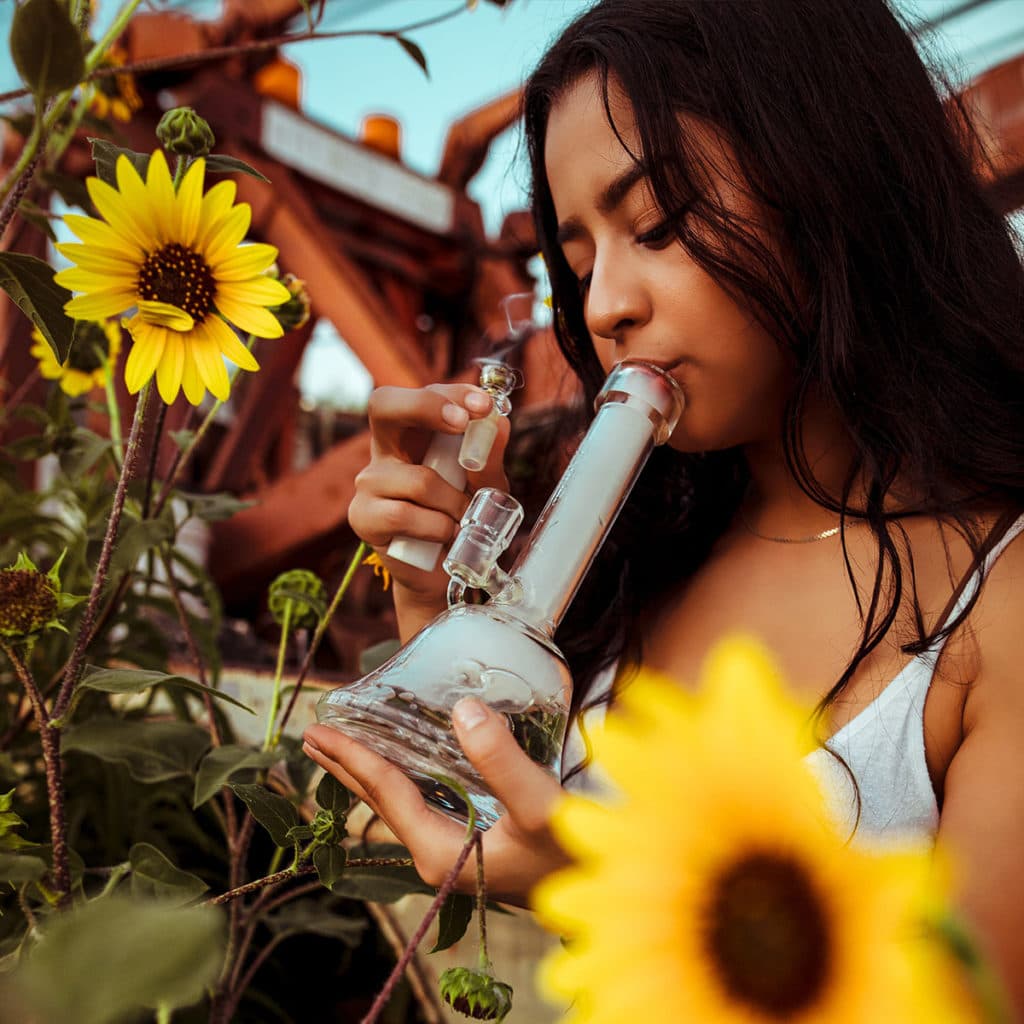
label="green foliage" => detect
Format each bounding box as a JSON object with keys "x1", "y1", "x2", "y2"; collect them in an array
[
  {"x1": 431, "y1": 892, "x2": 475, "y2": 953},
  {"x1": 396, "y1": 36, "x2": 429, "y2": 77},
  {"x1": 0, "y1": 252, "x2": 75, "y2": 362},
  {"x1": 9, "y1": 0, "x2": 86, "y2": 100},
  {"x1": 87, "y1": 137, "x2": 151, "y2": 188},
  {"x1": 128, "y1": 842, "x2": 208, "y2": 905},
  {"x1": 13, "y1": 896, "x2": 225, "y2": 1024},
  {"x1": 228, "y1": 783, "x2": 300, "y2": 847},
  {"x1": 204, "y1": 153, "x2": 271, "y2": 182}
]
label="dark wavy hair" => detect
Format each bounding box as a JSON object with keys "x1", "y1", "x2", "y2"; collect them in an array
[{"x1": 522, "y1": 0, "x2": 1024, "y2": 726}]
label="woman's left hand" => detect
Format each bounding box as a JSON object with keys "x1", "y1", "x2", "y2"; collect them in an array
[{"x1": 303, "y1": 697, "x2": 571, "y2": 907}]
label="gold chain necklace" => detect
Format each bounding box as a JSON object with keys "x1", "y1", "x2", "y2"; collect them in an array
[{"x1": 739, "y1": 515, "x2": 862, "y2": 544}]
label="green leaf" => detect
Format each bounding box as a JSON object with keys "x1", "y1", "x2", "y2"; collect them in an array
[
  {"x1": 76, "y1": 665, "x2": 254, "y2": 718},
  {"x1": 430, "y1": 891, "x2": 474, "y2": 953},
  {"x1": 14, "y1": 896, "x2": 224, "y2": 1024},
  {"x1": 395, "y1": 36, "x2": 429, "y2": 78},
  {"x1": 0, "y1": 252, "x2": 74, "y2": 363},
  {"x1": 10, "y1": 0, "x2": 86, "y2": 99},
  {"x1": 129, "y1": 843, "x2": 208, "y2": 906},
  {"x1": 87, "y1": 137, "x2": 151, "y2": 188},
  {"x1": 330, "y1": 844, "x2": 433, "y2": 903},
  {"x1": 170, "y1": 429, "x2": 195, "y2": 452},
  {"x1": 265, "y1": 900, "x2": 364, "y2": 944},
  {"x1": 312, "y1": 844, "x2": 347, "y2": 889},
  {"x1": 193, "y1": 745, "x2": 281, "y2": 808},
  {"x1": 178, "y1": 490, "x2": 254, "y2": 522},
  {"x1": 0, "y1": 851, "x2": 48, "y2": 884},
  {"x1": 228, "y1": 783, "x2": 299, "y2": 847},
  {"x1": 204, "y1": 154, "x2": 270, "y2": 182},
  {"x1": 108, "y1": 516, "x2": 176, "y2": 576},
  {"x1": 57, "y1": 427, "x2": 112, "y2": 479},
  {"x1": 17, "y1": 200, "x2": 56, "y2": 242},
  {"x1": 314, "y1": 772, "x2": 351, "y2": 816},
  {"x1": 358, "y1": 637, "x2": 401, "y2": 674},
  {"x1": 39, "y1": 169, "x2": 93, "y2": 212},
  {"x1": 62, "y1": 720, "x2": 211, "y2": 783}
]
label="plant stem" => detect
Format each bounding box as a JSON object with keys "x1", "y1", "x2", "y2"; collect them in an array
[
  {"x1": 262, "y1": 601, "x2": 293, "y2": 751},
  {"x1": 142, "y1": 400, "x2": 168, "y2": 518},
  {"x1": 0, "y1": 642, "x2": 71, "y2": 909},
  {"x1": 474, "y1": 832, "x2": 490, "y2": 971},
  {"x1": 53, "y1": 382, "x2": 152, "y2": 720},
  {"x1": 361, "y1": 833, "x2": 477, "y2": 1024},
  {"x1": 0, "y1": 2, "x2": 468, "y2": 106},
  {"x1": 102, "y1": 357, "x2": 123, "y2": 467},
  {"x1": 274, "y1": 542, "x2": 367, "y2": 744},
  {"x1": 207, "y1": 864, "x2": 316, "y2": 906}
]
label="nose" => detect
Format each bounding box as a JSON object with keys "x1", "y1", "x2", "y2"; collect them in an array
[{"x1": 584, "y1": 254, "x2": 651, "y2": 345}]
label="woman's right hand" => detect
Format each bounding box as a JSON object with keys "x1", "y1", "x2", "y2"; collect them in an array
[{"x1": 349, "y1": 384, "x2": 511, "y2": 636}]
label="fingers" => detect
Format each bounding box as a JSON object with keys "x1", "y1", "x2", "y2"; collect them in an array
[
  {"x1": 451, "y1": 698, "x2": 565, "y2": 837},
  {"x1": 303, "y1": 725, "x2": 464, "y2": 851},
  {"x1": 368, "y1": 384, "x2": 494, "y2": 460}
]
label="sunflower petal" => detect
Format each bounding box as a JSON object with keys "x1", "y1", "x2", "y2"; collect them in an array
[
  {"x1": 156, "y1": 332, "x2": 186, "y2": 404},
  {"x1": 145, "y1": 149, "x2": 177, "y2": 244},
  {"x1": 194, "y1": 180, "x2": 237, "y2": 252},
  {"x1": 203, "y1": 204, "x2": 251, "y2": 266},
  {"x1": 115, "y1": 155, "x2": 157, "y2": 243},
  {"x1": 174, "y1": 157, "x2": 205, "y2": 246},
  {"x1": 211, "y1": 243, "x2": 280, "y2": 281},
  {"x1": 137, "y1": 300, "x2": 195, "y2": 332},
  {"x1": 56, "y1": 242, "x2": 139, "y2": 278},
  {"x1": 214, "y1": 294, "x2": 284, "y2": 338},
  {"x1": 180, "y1": 347, "x2": 206, "y2": 406},
  {"x1": 190, "y1": 331, "x2": 231, "y2": 401},
  {"x1": 123, "y1": 320, "x2": 165, "y2": 393},
  {"x1": 86, "y1": 175, "x2": 152, "y2": 253},
  {"x1": 218, "y1": 276, "x2": 291, "y2": 306},
  {"x1": 205, "y1": 315, "x2": 259, "y2": 371},
  {"x1": 63, "y1": 213, "x2": 141, "y2": 256},
  {"x1": 65, "y1": 291, "x2": 137, "y2": 320}
]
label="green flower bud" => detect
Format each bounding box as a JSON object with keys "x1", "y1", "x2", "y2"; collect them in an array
[
  {"x1": 0, "y1": 552, "x2": 79, "y2": 642},
  {"x1": 268, "y1": 569, "x2": 325, "y2": 630},
  {"x1": 439, "y1": 967, "x2": 513, "y2": 1022},
  {"x1": 156, "y1": 106, "x2": 216, "y2": 159},
  {"x1": 267, "y1": 272, "x2": 312, "y2": 332}
]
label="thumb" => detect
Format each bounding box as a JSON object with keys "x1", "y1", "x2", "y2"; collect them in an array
[{"x1": 452, "y1": 697, "x2": 563, "y2": 832}]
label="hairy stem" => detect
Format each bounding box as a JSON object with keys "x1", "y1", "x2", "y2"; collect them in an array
[
  {"x1": 361, "y1": 833, "x2": 477, "y2": 1024},
  {"x1": 53, "y1": 382, "x2": 152, "y2": 719},
  {"x1": 0, "y1": 642, "x2": 71, "y2": 909},
  {"x1": 474, "y1": 833, "x2": 490, "y2": 971}
]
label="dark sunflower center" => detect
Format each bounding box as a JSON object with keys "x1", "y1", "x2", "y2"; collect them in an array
[
  {"x1": 137, "y1": 243, "x2": 215, "y2": 323},
  {"x1": 68, "y1": 321, "x2": 109, "y2": 374},
  {"x1": 703, "y1": 851, "x2": 831, "y2": 1017}
]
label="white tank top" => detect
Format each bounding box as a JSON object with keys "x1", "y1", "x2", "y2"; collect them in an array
[{"x1": 565, "y1": 515, "x2": 1024, "y2": 847}]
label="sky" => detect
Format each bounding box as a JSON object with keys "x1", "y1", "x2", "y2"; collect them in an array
[{"x1": 3, "y1": 0, "x2": 1024, "y2": 407}]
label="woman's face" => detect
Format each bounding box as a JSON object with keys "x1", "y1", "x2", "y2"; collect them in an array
[{"x1": 544, "y1": 72, "x2": 795, "y2": 453}]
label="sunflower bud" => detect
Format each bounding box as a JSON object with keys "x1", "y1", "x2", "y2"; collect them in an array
[
  {"x1": 267, "y1": 272, "x2": 312, "y2": 332},
  {"x1": 439, "y1": 967, "x2": 513, "y2": 1022},
  {"x1": 268, "y1": 569, "x2": 325, "y2": 630},
  {"x1": 156, "y1": 106, "x2": 216, "y2": 159},
  {"x1": 0, "y1": 552, "x2": 78, "y2": 642}
]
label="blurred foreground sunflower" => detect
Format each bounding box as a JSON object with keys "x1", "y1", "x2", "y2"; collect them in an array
[
  {"x1": 54, "y1": 150, "x2": 290, "y2": 405},
  {"x1": 531, "y1": 638, "x2": 982, "y2": 1024},
  {"x1": 30, "y1": 319, "x2": 121, "y2": 397}
]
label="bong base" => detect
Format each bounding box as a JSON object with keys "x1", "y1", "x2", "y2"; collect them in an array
[{"x1": 316, "y1": 698, "x2": 504, "y2": 831}]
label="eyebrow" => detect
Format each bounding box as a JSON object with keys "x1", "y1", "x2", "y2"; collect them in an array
[{"x1": 555, "y1": 162, "x2": 648, "y2": 246}]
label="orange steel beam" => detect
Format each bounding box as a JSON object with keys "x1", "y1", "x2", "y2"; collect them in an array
[
  {"x1": 225, "y1": 143, "x2": 433, "y2": 389},
  {"x1": 961, "y1": 52, "x2": 1024, "y2": 212}
]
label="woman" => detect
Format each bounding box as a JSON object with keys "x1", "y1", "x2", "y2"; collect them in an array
[{"x1": 304, "y1": 0, "x2": 1024, "y2": 1009}]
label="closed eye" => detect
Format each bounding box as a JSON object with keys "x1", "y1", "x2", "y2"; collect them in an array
[{"x1": 636, "y1": 220, "x2": 674, "y2": 249}]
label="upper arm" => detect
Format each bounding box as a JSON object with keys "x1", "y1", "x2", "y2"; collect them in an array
[{"x1": 937, "y1": 534, "x2": 1024, "y2": 1018}]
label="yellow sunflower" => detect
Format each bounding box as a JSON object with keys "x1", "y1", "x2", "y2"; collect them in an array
[
  {"x1": 54, "y1": 150, "x2": 291, "y2": 406},
  {"x1": 531, "y1": 638, "x2": 981, "y2": 1024},
  {"x1": 363, "y1": 551, "x2": 392, "y2": 591},
  {"x1": 29, "y1": 319, "x2": 121, "y2": 397},
  {"x1": 88, "y1": 45, "x2": 142, "y2": 123}
]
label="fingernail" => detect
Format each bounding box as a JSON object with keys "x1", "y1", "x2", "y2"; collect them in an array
[
  {"x1": 465, "y1": 391, "x2": 492, "y2": 413},
  {"x1": 302, "y1": 733, "x2": 321, "y2": 753},
  {"x1": 442, "y1": 403, "x2": 469, "y2": 428},
  {"x1": 453, "y1": 697, "x2": 488, "y2": 731}
]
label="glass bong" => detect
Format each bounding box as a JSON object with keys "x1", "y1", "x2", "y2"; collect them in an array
[{"x1": 316, "y1": 359, "x2": 684, "y2": 829}]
